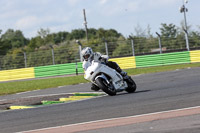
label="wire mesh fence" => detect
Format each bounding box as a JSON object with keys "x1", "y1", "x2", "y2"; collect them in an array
[{"x1": 0, "y1": 36, "x2": 200, "y2": 70}]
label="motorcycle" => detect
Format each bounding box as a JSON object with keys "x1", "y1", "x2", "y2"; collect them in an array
[{"x1": 84, "y1": 61, "x2": 137, "y2": 96}]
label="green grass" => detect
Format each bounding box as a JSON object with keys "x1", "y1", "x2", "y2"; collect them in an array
[
  {"x1": 126, "y1": 63, "x2": 200, "y2": 75},
  {"x1": 0, "y1": 76, "x2": 87, "y2": 95},
  {"x1": 0, "y1": 63, "x2": 200, "y2": 96}
]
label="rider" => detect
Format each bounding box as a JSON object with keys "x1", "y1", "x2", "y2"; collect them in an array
[{"x1": 81, "y1": 47, "x2": 127, "y2": 91}]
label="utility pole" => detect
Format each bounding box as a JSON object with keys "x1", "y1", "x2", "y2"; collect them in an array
[
  {"x1": 83, "y1": 9, "x2": 88, "y2": 41},
  {"x1": 180, "y1": 0, "x2": 190, "y2": 51}
]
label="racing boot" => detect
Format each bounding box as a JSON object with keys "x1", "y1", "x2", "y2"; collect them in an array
[
  {"x1": 91, "y1": 83, "x2": 100, "y2": 91},
  {"x1": 106, "y1": 61, "x2": 128, "y2": 79},
  {"x1": 116, "y1": 67, "x2": 128, "y2": 79},
  {"x1": 120, "y1": 71, "x2": 127, "y2": 77}
]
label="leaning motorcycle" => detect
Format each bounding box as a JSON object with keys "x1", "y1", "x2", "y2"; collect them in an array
[{"x1": 84, "y1": 61, "x2": 137, "y2": 96}]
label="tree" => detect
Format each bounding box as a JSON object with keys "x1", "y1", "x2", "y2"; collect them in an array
[
  {"x1": 97, "y1": 28, "x2": 106, "y2": 39},
  {"x1": 0, "y1": 40, "x2": 12, "y2": 55},
  {"x1": 53, "y1": 31, "x2": 69, "y2": 44},
  {"x1": 1, "y1": 29, "x2": 28, "y2": 50},
  {"x1": 112, "y1": 42, "x2": 132, "y2": 57},
  {"x1": 88, "y1": 28, "x2": 98, "y2": 39},
  {"x1": 160, "y1": 23, "x2": 177, "y2": 38},
  {"x1": 105, "y1": 29, "x2": 121, "y2": 38},
  {"x1": 45, "y1": 34, "x2": 54, "y2": 45},
  {"x1": 1, "y1": 48, "x2": 24, "y2": 69},
  {"x1": 146, "y1": 24, "x2": 153, "y2": 38},
  {"x1": 26, "y1": 36, "x2": 44, "y2": 52},
  {"x1": 160, "y1": 23, "x2": 178, "y2": 50},
  {"x1": 37, "y1": 28, "x2": 50, "y2": 39},
  {"x1": 190, "y1": 31, "x2": 200, "y2": 48},
  {"x1": 134, "y1": 24, "x2": 146, "y2": 37},
  {"x1": 37, "y1": 28, "x2": 53, "y2": 46},
  {"x1": 70, "y1": 29, "x2": 85, "y2": 40}
]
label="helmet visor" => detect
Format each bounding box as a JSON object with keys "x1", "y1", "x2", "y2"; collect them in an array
[{"x1": 83, "y1": 54, "x2": 90, "y2": 60}]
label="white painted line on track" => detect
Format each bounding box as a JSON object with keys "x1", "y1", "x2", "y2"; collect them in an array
[
  {"x1": 20, "y1": 105, "x2": 200, "y2": 133},
  {"x1": 22, "y1": 92, "x2": 74, "y2": 98},
  {"x1": 2, "y1": 92, "x2": 107, "y2": 112},
  {"x1": 0, "y1": 99, "x2": 7, "y2": 102},
  {"x1": 16, "y1": 90, "x2": 40, "y2": 95},
  {"x1": 133, "y1": 74, "x2": 142, "y2": 77},
  {"x1": 58, "y1": 86, "x2": 65, "y2": 88},
  {"x1": 23, "y1": 92, "x2": 105, "y2": 99}
]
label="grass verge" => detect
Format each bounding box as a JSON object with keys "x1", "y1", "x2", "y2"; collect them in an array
[{"x1": 0, "y1": 63, "x2": 200, "y2": 96}]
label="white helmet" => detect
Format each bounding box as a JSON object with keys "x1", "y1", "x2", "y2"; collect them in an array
[{"x1": 81, "y1": 47, "x2": 93, "y2": 61}]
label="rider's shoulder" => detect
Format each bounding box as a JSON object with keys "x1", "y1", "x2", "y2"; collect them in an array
[{"x1": 94, "y1": 52, "x2": 102, "y2": 56}]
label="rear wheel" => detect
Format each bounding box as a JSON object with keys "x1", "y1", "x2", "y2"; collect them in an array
[
  {"x1": 95, "y1": 78, "x2": 116, "y2": 96},
  {"x1": 125, "y1": 76, "x2": 137, "y2": 93}
]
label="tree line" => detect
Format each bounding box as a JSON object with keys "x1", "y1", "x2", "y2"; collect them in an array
[{"x1": 0, "y1": 23, "x2": 200, "y2": 70}]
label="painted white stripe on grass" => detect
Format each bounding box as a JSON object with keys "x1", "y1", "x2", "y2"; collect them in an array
[{"x1": 19, "y1": 105, "x2": 200, "y2": 133}]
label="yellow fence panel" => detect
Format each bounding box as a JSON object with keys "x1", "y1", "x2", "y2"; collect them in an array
[
  {"x1": 190, "y1": 50, "x2": 200, "y2": 63},
  {"x1": 109, "y1": 56, "x2": 136, "y2": 69},
  {"x1": 0, "y1": 68, "x2": 35, "y2": 82}
]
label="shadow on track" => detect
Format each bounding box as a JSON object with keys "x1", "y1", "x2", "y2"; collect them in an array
[{"x1": 116, "y1": 90, "x2": 151, "y2": 96}]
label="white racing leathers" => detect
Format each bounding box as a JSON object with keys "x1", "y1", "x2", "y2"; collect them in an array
[{"x1": 82, "y1": 52, "x2": 108, "y2": 71}]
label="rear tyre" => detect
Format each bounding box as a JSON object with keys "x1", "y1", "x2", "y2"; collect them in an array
[
  {"x1": 125, "y1": 76, "x2": 137, "y2": 93},
  {"x1": 95, "y1": 78, "x2": 116, "y2": 96}
]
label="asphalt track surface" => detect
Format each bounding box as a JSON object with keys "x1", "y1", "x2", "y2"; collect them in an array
[{"x1": 0, "y1": 67, "x2": 200, "y2": 133}]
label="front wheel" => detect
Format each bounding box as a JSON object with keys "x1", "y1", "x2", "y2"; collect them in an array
[
  {"x1": 125, "y1": 76, "x2": 137, "y2": 93},
  {"x1": 95, "y1": 78, "x2": 116, "y2": 96}
]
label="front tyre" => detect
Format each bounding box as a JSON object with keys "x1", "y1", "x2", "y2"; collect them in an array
[
  {"x1": 125, "y1": 76, "x2": 137, "y2": 93},
  {"x1": 95, "y1": 78, "x2": 116, "y2": 96}
]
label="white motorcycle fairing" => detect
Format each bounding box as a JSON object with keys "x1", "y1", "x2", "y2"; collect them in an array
[{"x1": 84, "y1": 61, "x2": 128, "y2": 92}]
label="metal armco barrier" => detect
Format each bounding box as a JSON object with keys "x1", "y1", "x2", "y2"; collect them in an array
[
  {"x1": 34, "y1": 63, "x2": 83, "y2": 78},
  {"x1": 190, "y1": 50, "x2": 200, "y2": 63},
  {"x1": 135, "y1": 51, "x2": 190, "y2": 68},
  {"x1": 109, "y1": 56, "x2": 136, "y2": 69},
  {"x1": 0, "y1": 68, "x2": 35, "y2": 82}
]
